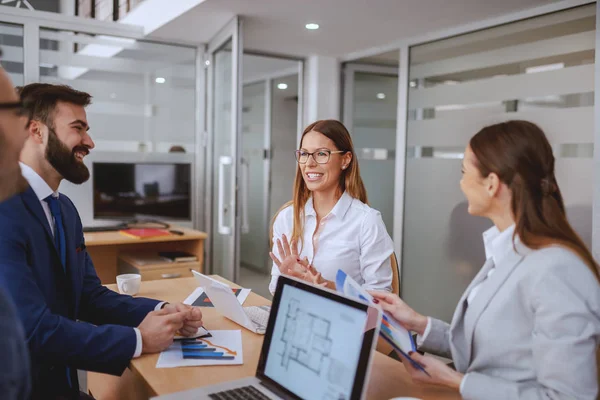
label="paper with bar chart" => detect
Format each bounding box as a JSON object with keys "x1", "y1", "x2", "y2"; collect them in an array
[{"x1": 156, "y1": 330, "x2": 243, "y2": 368}]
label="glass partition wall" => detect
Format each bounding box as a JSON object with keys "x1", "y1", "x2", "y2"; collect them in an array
[
  {"x1": 403, "y1": 3, "x2": 596, "y2": 322},
  {"x1": 0, "y1": 11, "x2": 203, "y2": 231},
  {"x1": 343, "y1": 1, "x2": 599, "y2": 323},
  {"x1": 343, "y1": 60, "x2": 399, "y2": 236},
  {"x1": 238, "y1": 54, "x2": 302, "y2": 297}
]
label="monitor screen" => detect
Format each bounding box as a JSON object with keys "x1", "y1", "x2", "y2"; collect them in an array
[
  {"x1": 261, "y1": 283, "x2": 371, "y2": 400},
  {"x1": 93, "y1": 162, "x2": 191, "y2": 220}
]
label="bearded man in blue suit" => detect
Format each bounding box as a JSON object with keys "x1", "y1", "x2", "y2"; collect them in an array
[{"x1": 0, "y1": 83, "x2": 204, "y2": 399}]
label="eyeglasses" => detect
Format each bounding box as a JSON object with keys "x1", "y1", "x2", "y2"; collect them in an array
[
  {"x1": 295, "y1": 149, "x2": 346, "y2": 164},
  {"x1": 0, "y1": 101, "x2": 31, "y2": 120}
]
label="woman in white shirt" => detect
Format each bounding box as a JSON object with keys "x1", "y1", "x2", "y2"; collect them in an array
[
  {"x1": 268, "y1": 119, "x2": 394, "y2": 295},
  {"x1": 371, "y1": 120, "x2": 600, "y2": 399}
]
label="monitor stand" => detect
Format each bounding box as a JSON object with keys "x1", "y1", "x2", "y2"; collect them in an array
[{"x1": 83, "y1": 223, "x2": 128, "y2": 233}]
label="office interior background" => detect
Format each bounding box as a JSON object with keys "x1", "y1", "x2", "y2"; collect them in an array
[{"x1": 0, "y1": 0, "x2": 598, "y2": 323}]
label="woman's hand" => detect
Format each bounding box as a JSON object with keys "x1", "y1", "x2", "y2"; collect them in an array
[
  {"x1": 400, "y1": 351, "x2": 463, "y2": 391},
  {"x1": 269, "y1": 234, "x2": 305, "y2": 276},
  {"x1": 294, "y1": 263, "x2": 335, "y2": 289},
  {"x1": 368, "y1": 291, "x2": 428, "y2": 335}
]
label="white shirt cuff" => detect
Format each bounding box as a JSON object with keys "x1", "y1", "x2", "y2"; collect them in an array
[
  {"x1": 416, "y1": 316, "x2": 432, "y2": 347},
  {"x1": 459, "y1": 373, "x2": 469, "y2": 394},
  {"x1": 155, "y1": 302, "x2": 166, "y2": 311},
  {"x1": 133, "y1": 327, "x2": 143, "y2": 358}
]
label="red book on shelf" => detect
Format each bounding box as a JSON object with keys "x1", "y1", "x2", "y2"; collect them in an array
[{"x1": 119, "y1": 228, "x2": 172, "y2": 239}]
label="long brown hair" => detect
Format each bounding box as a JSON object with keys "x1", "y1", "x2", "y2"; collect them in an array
[
  {"x1": 270, "y1": 120, "x2": 368, "y2": 247},
  {"x1": 470, "y1": 120, "x2": 599, "y2": 281}
]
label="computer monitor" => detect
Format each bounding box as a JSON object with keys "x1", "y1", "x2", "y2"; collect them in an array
[
  {"x1": 93, "y1": 162, "x2": 191, "y2": 221},
  {"x1": 257, "y1": 276, "x2": 380, "y2": 400}
]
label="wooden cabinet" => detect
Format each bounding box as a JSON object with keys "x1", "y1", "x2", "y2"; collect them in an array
[
  {"x1": 117, "y1": 252, "x2": 200, "y2": 282},
  {"x1": 85, "y1": 225, "x2": 207, "y2": 284}
]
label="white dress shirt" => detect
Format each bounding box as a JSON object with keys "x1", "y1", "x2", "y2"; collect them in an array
[
  {"x1": 416, "y1": 223, "x2": 516, "y2": 394},
  {"x1": 269, "y1": 191, "x2": 394, "y2": 294},
  {"x1": 19, "y1": 162, "x2": 163, "y2": 358}
]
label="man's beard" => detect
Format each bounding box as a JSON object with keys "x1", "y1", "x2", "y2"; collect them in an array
[{"x1": 46, "y1": 129, "x2": 90, "y2": 184}]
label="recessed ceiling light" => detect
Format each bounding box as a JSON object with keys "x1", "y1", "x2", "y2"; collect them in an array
[
  {"x1": 305, "y1": 23, "x2": 319, "y2": 30},
  {"x1": 376, "y1": 93, "x2": 386, "y2": 99},
  {"x1": 155, "y1": 77, "x2": 166, "y2": 84},
  {"x1": 205, "y1": 60, "x2": 210, "y2": 66},
  {"x1": 277, "y1": 83, "x2": 288, "y2": 90},
  {"x1": 110, "y1": 93, "x2": 117, "y2": 99},
  {"x1": 409, "y1": 80, "x2": 417, "y2": 88}
]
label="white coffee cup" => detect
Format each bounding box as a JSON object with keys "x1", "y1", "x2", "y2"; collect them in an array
[
  {"x1": 389, "y1": 398, "x2": 423, "y2": 400},
  {"x1": 116, "y1": 274, "x2": 141, "y2": 295},
  {"x1": 389, "y1": 398, "x2": 422, "y2": 400}
]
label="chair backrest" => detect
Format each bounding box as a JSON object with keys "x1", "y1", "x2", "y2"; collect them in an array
[
  {"x1": 390, "y1": 252, "x2": 400, "y2": 296},
  {"x1": 375, "y1": 253, "x2": 400, "y2": 355},
  {"x1": 597, "y1": 348, "x2": 600, "y2": 400}
]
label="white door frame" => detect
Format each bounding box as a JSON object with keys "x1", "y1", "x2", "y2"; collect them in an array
[{"x1": 205, "y1": 16, "x2": 243, "y2": 282}]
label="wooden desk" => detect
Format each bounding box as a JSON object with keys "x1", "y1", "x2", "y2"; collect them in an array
[
  {"x1": 84, "y1": 227, "x2": 208, "y2": 284},
  {"x1": 88, "y1": 278, "x2": 459, "y2": 400}
]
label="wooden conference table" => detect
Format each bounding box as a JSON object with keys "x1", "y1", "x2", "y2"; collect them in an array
[{"x1": 88, "y1": 277, "x2": 459, "y2": 400}]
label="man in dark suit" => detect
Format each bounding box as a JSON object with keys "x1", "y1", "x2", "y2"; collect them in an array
[
  {"x1": 0, "y1": 52, "x2": 32, "y2": 400},
  {"x1": 0, "y1": 83, "x2": 204, "y2": 399}
]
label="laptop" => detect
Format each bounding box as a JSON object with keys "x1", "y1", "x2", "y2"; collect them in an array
[
  {"x1": 192, "y1": 270, "x2": 271, "y2": 335},
  {"x1": 153, "y1": 275, "x2": 382, "y2": 400}
]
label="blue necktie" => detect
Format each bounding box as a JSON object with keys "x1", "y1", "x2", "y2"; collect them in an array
[
  {"x1": 44, "y1": 195, "x2": 66, "y2": 271},
  {"x1": 43, "y1": 195, "x2": 72, "y2": 388}
]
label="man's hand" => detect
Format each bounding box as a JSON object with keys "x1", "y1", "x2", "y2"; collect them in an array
[
  {"x1": 163, "y1": 302, "x2": 203, "y2": 337},
  {"x1": 137, "y1": 308, "x2": 188, "y2": 354}
]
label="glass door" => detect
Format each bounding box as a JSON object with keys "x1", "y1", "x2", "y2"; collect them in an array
[
  {"x1": 238, "y1": 54, "x2": 302, "y2": 297},
  {"x1": 207, "y1": 18, "x2": 242, "y2": 282},
  {"x1": 342, "y1": 63, "x2": 399, "y2": 236}
]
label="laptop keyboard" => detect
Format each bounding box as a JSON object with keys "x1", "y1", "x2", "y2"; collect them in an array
[
  {"x1": 208, "y1": 385, "x2": 272, "y2": 400},
  {"x1": 244, "y1": 306, "x2": 270, "y2": 329}
]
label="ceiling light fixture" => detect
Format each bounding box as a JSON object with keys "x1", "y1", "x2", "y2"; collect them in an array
[
  {"x1": 409, "y1": 80, "x2": 417, "y2": 88},
  {"x1": 525, "y1": 62, "x2": 564, "y2": 74},
  {"x1": 305, "y1": 23, "x2": 319, "y2": 30},
  {"x1": 155, "y1": 77, "x2": 166, "y2": 84},
  {"x1": 376, "y1": 93, "x2": 386, "y2": 100},
  {"x1": 277, "y1": 83, "x2": 288, "y2": 90}
]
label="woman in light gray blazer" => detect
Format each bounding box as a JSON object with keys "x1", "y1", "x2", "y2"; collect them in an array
[{"x1": 372, "y1": 120, "x2": 600, "y2": 400}]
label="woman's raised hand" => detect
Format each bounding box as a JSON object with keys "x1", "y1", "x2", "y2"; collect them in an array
[{"x1": 269, "y1": 234, "x2": 305, "y2": 275}]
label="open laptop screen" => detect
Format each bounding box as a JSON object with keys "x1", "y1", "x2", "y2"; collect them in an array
[{"x1": 257, "y1": 276, "x2": 377, "y2": 400}]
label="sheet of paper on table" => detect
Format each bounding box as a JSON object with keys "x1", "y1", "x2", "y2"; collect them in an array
[
  {"x1": 156, "y1": 330, "x2": 243, "y2": 368},
  {"x1": 174, "y1": 326, "x2": 210, "y2": 340}
]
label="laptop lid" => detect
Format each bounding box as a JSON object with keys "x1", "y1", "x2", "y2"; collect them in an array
[
  {"x1": 191, "y1": 271, "x2": 258, "y2": 333},
  {"x1": 255, "y1": 275, "x2": 381, "y2": 400}
]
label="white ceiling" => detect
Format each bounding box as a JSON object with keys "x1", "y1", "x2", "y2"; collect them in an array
[{"x1": 150, "y1": 0, "x2": 556, "y2": 58}]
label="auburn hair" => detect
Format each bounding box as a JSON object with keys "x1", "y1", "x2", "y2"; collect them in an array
[{"x1": 470, "y1": 120, "x2": 599, "y2": 281}]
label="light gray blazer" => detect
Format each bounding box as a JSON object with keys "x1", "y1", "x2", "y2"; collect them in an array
[{"x1": 420, "y1": 242, "x2": 600, "y2": 400}]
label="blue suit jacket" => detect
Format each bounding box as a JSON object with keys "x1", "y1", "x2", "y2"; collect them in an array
[
  {"x1": 0, "y1": 285, "x2": 30, "y2": 399},
  {"x1": 0, "y1": 187, "x2": 160, "y2": 398}
]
